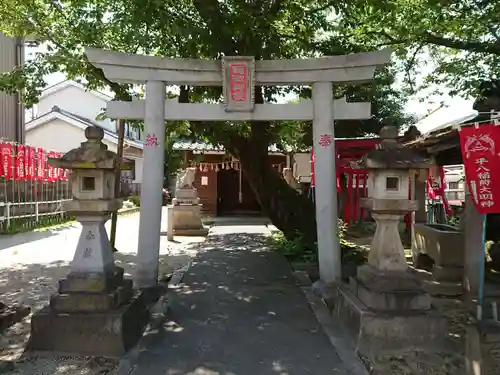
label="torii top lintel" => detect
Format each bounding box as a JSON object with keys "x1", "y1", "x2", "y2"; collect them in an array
[{"x1": 84, "y1": 48, "x2": 392, "y2": 86}]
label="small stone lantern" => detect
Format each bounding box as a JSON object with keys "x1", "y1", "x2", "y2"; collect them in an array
[
  {"x1": 353, "y1": 125, "x2": 433, "y2": 301},
  {"x1": 337, "y1": 126, "x2": 445, "y2": 357},
  {"x1": 28, "y1": 127, "x2": 148, "y2": 357}
]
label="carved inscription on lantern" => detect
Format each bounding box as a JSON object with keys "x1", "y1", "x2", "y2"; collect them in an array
[{"x1": 222, "y1": 56, "x2": 255, "y2": 112}]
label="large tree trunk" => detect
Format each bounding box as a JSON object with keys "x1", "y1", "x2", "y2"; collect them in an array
[
  {"x1": 238, "y1": 145, "x2": 317, "y2": 247},
  {"x1": 181, "y1": 84, "x2": 318, "y2": 246}
]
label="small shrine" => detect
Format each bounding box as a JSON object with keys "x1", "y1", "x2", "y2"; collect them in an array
[
  {"x1": 334, "y1": 125, "x2": 446, "y2": 357},
  {"x1": 27, "y1": 126, "x2": 149, "y2": 357},
  {"x1": 167, "y1": 167, "x2": 209, "y2": 239}
]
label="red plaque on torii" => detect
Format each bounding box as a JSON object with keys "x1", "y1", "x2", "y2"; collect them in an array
[{"x1": 222, "y1": 56, "x2": 255, "y2": 112}]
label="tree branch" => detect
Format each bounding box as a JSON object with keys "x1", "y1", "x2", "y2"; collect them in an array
[
  {"x1": 307, "y1": 0, "x2": 337, "y2": 15},
  {"x1": 404, "y1": 43, "x2": 426, "y2": 92},
  {"x1": 422, "y1": 32, "x2": 500, "y2": 55},
  {"x1": 27, "y1": 8, "x2": 132, "y2": 101}
]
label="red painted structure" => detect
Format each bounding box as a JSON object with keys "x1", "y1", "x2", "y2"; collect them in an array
[
  {"x1": 311, "y1": 137, "x2": 380, "y2": 224},
  {"x1": 311, "y1": 137, "x2": 415, "y2": 230}
]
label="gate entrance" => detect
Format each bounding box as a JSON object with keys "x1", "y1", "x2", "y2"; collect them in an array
[
  {"x1": 217, "y1": 168, "x2": 261, "y2": 216},
  {"x1": 85, "y1": 48, "x2": 391, "y2": 287}
]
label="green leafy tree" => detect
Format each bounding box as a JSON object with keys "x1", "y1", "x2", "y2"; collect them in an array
[
  {"x1": 0, "y1": 0, "x2": 410, "y2": 245},
  {"x1": 334, "y1": 0, "x2": 500, "y2": 98}
]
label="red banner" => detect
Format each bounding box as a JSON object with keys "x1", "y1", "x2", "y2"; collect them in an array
[
  {"x1": 47, "y1": 151, "x2": 58, "y2": 182},
  {"x1": 459, "y1": 124, "x2": 500, "y2": 214},
  {"x1": 37, "y1": 148, "x2": 46, "y2": 181},
  {"x1": 0, "y1": 144, "x2": 13, "y2": 179},
  {"x1": 57, "y1": 152, "x2": 68, "y2": 181},
  {"x1": 426, "y1": 166, "x2": 452, "y2": 215},
  {"x1": 28, "y1": 147, "x2": 36, "y2": 180},
  {"x1": 24, "y1": 146, "x2": 31, "y2": 179},
  {"x1": 15, "y1": 145, "x2": 26, "y2": 180}
]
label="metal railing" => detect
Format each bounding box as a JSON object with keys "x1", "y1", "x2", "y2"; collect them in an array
[
  {"x1": 0, "y1": 141, "x2": 142, "y2": 234},
  {"x1": 0, "y1": 177, "x2": 72, "y2": 233}
]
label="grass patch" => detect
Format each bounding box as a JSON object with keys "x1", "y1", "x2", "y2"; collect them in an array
[
  {"x1": 0, "y1": 216, "x2": 76, "y2": 235},
  {"x1": 268, "y1": 219, "x2": 368, "y2": 267}
]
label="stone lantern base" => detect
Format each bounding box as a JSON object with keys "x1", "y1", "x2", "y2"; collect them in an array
[
  {"x1": 352, "y1": 265, "x2": 431, "y2": 310},
  {"x1": 27, "y1": 208, "x2": 150, "y2": 357},
  {"x1": 27, "y1": 267, "x2": 150, "y2": 358},
  {"x1": 167, "y1": 188, "x2": 209, "y2": 237},
  {"x1": 334, "y1": 283, "x2": 446, "y2": 357},
  {"x1": 331, "y1": 201, "x2": 447, "y2": 357}
]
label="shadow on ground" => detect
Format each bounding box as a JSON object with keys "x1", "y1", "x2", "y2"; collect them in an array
[
  {"x1": 0, "y1": 247, "x2": 197, "y2": 364},
  {"x1": 131, "y1": 232, "x2": 347, "y2": 375}
]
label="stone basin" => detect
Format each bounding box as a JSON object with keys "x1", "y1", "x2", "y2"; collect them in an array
[{"x1": 412, "y1": 223, "x2": 464, "y2": 268}]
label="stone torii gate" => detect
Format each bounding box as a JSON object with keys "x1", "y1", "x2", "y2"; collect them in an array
[{"x1": 85, "y1": 48, "x2": 391, "y2": 288}]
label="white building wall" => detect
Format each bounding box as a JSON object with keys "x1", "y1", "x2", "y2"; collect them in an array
[
  {"x1": 26, "y1": 119, "x2": 116, "y2": 152},
  {"x1": 37, "y1": 85, "x2": 116, "y2": 133}
]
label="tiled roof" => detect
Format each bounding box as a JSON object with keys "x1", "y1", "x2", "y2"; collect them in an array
[
  {"x1": 172, "y1": 141, "x2": 225, "y2": 152},
  {"x1": 172, "y1": 137, "x2": 383, "y2": 154},
  {"x1": 172, "y1": 141, "x2": 287, "y2": 153}
]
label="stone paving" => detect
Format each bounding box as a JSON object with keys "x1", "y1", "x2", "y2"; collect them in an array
[
  {"x1": 129, "y1": 224, "x2": 348, "y2": 375},
  {"x1": 0, "y1": 208, "x2": 205, "y2": 373}
]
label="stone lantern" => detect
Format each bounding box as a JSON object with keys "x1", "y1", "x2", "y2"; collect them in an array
[
  {"x1": 356, "y1": 125, "x2": 430, "y2": 276},
  {"x1": 335, "y1": 125, "x2": 446, "y2": 357},
  {"x1": 28, "y1": 127, "x2": 149, "y2": 357}
]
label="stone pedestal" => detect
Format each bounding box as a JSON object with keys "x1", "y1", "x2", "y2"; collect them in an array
[
  {"x1": 466, "y1": 322, "x2": 500, "y2": 375},
  {"x1": 168, "y1": 188, "x2": 208, "y2": 237},
  {"x1": 28, "y1": 209, "x2": 149, "y2": 357},
  {"x1": 353, "y1": 265, "x2": 431, "y2": 311},
  {"x1": 334, "y1": 284, "x2": 446, "y2": 358},
  {"x1": 334, "y1": 202, "x2": 446, "y2": 357},
  {"x1": 28, "y1": 267, "x2": 149, "y2": 357}
]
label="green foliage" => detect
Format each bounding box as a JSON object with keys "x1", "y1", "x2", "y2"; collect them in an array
[
  {"x1": 270, "y1": 231, "x2": 317, "y2": 262},
  {"x1": 346, "y1": 221, "x2": 376, "y2": 238},
  {"x1": 128, "y1": 195, "x2": 140, "y2": 207},
  {"x1": 164, "y1": 136, "x2": 183, "y2": 179},
  {"x1": 0, "y1": 0, "x2": 409, "y2": 142},
  {"x1": 337, "y1": 218, "x2": 348, "y2": 242},
  {"x1": 334, "y1": 0, "x2": 500, "y2": 98},
  {"x1": 446, "y1": 215, "x2": 460, "y2": 227},
  {"x1": 269, "y1": 218, "x2": 366, "y2": 265},
  {"x1": 0, "y1": 0, "x2": 415, "y2": 242},
  {"x1": 1, "y1": 215, "x2": 75, "y2": 234}
]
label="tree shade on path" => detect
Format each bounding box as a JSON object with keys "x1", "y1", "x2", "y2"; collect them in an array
[{"x1": 129, "y1": 227, "x2": 348, "y2": 375}]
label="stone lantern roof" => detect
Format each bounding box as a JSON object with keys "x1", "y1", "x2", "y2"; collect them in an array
[
  {"x1": 352, "y1": 125, "x2": 434, "y2": 170},
  {"x1": 48, "y1": 126, "x2": 133, "y2": 170}
]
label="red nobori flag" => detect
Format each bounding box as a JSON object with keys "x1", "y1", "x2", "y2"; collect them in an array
[
  {"x1": 47, "y1": 151, "x2": 58, "y2": 182},
  {"x1": 24, "y1": 146, "x2": 31, "y2": 179},
  {"x1": 37, "y1": 148, "x2": 46, "y2": 181},
  {"x1": 459, "y1": 124, "x2": 500, "y2": 214},
  {"x1": 15, "y1": 145, "x2": 26, "y2": 180},
  {"x1": 57, "y1": 152, "x2": 68, "y2": 181},
  {"x1": 0, "y1": 143, "x2": 14, "y2": 179},
  {"x1": 28, "y1": 147, "x2": 36, "y2": 180}
]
